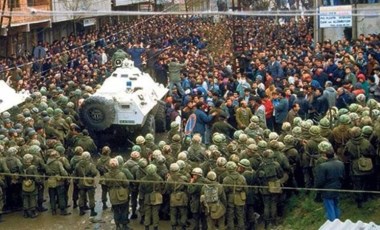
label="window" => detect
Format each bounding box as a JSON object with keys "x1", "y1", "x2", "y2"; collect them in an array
[
  {"x1": 8, "y1": 0, "x2": 20, "y2": 8},
  {"x1": 27, "y1": 0, "x2": 49, "y2": 7}
]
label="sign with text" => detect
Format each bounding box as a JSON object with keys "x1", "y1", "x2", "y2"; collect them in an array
[{"x1": 320, "y1": 5, "x2": 352, "y2": 28}]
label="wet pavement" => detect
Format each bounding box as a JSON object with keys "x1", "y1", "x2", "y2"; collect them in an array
[{"x1": 1, "y1": 184, "x2": 172, "y2": 230}]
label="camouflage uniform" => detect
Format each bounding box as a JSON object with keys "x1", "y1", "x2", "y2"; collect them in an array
[{"x1": 187, "y1": 168, "x2": 207, "y2": 230}]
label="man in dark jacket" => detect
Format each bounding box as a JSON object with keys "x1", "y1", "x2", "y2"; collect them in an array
[
  {"x1": 336, "y1": 87, "x2": 354, "y2": 109},
  {"x1": 273, "y1": 91, "x2": 289, "y2": 133},
  {"x1": 315, "y1": 141, "x2": 344, "y2": 221},
  {"x1": 193, "y1": 102, "x2": 217, "y2": 144}
]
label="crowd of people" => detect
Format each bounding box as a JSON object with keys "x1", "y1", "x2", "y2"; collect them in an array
[{"x1": 0, "y1": 15, "x2": 379, "y2": 230}]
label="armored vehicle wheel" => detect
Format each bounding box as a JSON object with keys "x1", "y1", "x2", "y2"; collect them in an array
[
  {"x1": 154, "y1": 100, "x2": 166, "y2": 133},
  {"x1": 141, "y1": 114, "x2": 155, "y2": 135},
  {"x1": 79, "y1": 96, "x2": 115, "y2": 131}
]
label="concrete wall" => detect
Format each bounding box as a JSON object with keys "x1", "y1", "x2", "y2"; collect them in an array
[{"x1": 322, "y1": 3, "x2": 380, "y2": 42}]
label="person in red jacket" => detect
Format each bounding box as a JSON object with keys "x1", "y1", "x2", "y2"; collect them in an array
[{"x1": 262, "y1": 94, "x2": 274, "y2": 131}]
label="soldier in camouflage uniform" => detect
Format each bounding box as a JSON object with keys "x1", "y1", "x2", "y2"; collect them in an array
[
  {"x1": 245, "y1": 116, "x2": 264, "y2": 141},
  {"x1": 45, "y1": 150, "x2": 70, "y2": 215},
  {"x1": 145, "y1": 133, "x2": 159, "y2": 151},
  {"x1": 223, "y1": 161, "x2": 247, "y2": 230},
  {"x1": 103, "y1": 158, "x2": 130, "y2": 230},
  {"x1": 303, "y1": 126, "x2": 328, "y2": 188},
  {"x1": 50, "y1": 108, "x2": 69, "y2": 144},
  {"x1": 4, "y1": 147, "x2": 23, "y2": 212},
  {"x1": 187, "y1": 167, "x2": 207, "y2": 230},
  {"x1": 167, "y1": 122, "x2": 181, "y2": 145},
  {"x1": 96, "y1": 146, "x2": 111, "y2": 210},
  {"x1": 344, "y1": 127, "x2": 376, "y2": 208},
  {"x1": 70, "y1": 146, "x2": 83, "y2": 209},
  {"x1": 136, "y1": 136, "x2": 151, "y2": 159},
  {"x1": 73, "y1": 129, "x2": 97, "y2": 155},
  {"x1": 21, "y1": 154, "x2": 39, "y2": 218},
  {"x1": 125, "y1": 151, "x2": 141, "y2": 219},
  {"x1": 238, "y1": 159, "x2": 259, "y2": 230},
  {"x1": 212, "y1": 133, "x2": 228, "y2": 157},
  {"x1": 187, "y1": 135, "x2": 206, "y2": 167},
  {"x1": 236, "y1": 133, "x2": 249, "y2": 153},
  {"x1": 140, "y1": 164, "x2": 164, "y2": 230},
  {"x1": 257, "y1": 149, "x2": 284, "y2": 229},
  {"x1": 165, "y1": 163, "x2": 189, "y2": 230},
  {"x1": 170, "y1": 134, "x2": 182, "y2": 158}
]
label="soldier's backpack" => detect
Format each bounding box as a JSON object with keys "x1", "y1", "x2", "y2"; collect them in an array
[{"x1": 204, "y1": 184, "x2": 219, "y2": 203}]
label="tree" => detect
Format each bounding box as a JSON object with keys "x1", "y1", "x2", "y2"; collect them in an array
[{"x1": 60, "y1": 0, "x2": 91, "y2": 35}]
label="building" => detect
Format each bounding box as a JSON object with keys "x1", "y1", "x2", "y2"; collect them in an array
[{"x1": 0, "y1": 0, "x2": 52, "y2": 57}]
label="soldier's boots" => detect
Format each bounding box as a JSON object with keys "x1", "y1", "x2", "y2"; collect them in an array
[
  {"x1": 73, "y1": 201, "x2": 78, "y2": 209},
  {"x1": 28, "y1": 210, "x2": 38, "y2": 218},
  {"x1": 52, "y1": 209, "x2": 57, "y2": 215},
  {"x1": 130, "y1": 212, "x2": 138, "y2": 219},
  {"x1": 60, "y1": 209, "x2": 71, "y2": 216},
  {"x1": 37, "y1": 204, "x2": 48, "y2": 212},
  {"x1": 90, "y1": 208, "x2": 97, "y2": 217},
  {"x1": 102, "y1": 202, "x2": 108, "y2": 210},
  {"x1": 79, "y1": 208, "x2": 86, "y2": 216},
  {"x1": 140, "y1": 215, "x2": 145, "y2": 225}
]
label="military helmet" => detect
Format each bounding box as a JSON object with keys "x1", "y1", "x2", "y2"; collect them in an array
[
  {"x1": 309, "y1": 125, "x2": 321, "y2": 136},
  {"x1": 293, "y1": 117, "x2": 302, "y2": 127},
  {"x1": 74, "y1": 146, "x2": 84, "y2": 155},
  {"x1": 263, "y1": 129, "x2": 271, "y2": 138},
  {"x1": 362, "y1": 125, "x2": 373, "y2": 136},
  {"x1": 158, "y1": 156, "x2": 166, "y2": 165},
  {"x1": 1, "y1": 111, "x2": 11, "y2": 119},
  {"x1": 212, "y1": 134, "x2": 222, "y2": 144},
  {"x1": 67, "y1": 102, "x2": 75, "y2": 108},
  {"x1": 55, "y1": 145, "x2": 65, "y2": 155},
  {"x1": 170, "y1": 163, "x2": 180, "y2": 172},
  {"x1": 300, "y1": 120, "x2": 312, "y2": 131},
  {"x1": 102, "y1": 146, "x2": 111, "y2": 155},
  {"x1": 257, "y1": 140, "x2": 268, "y2": 150},
  {"x1": 339, "y1": 114, "x2": 351, "y2": 125},
  {"x1": 361, "y1": 110, "x2": 370, "y2": 117},
  {"x1": 115, "y1": 155, "x2": 124, "y2": 165},
  {"x1": 53, "y1": 108, "x2": 63, "y2": 116},
  {"x1": 170, "y1": 121, "x2": 179, "y2": 129},
  {"x1": 172, "y1": 134, "x2": 181, "y2": 142},
  {"x1": 268, "y1": 132, "x2": 279, "y2": 141},
  {"x1": 226, "y1": 161, "x2": 237, "y2": 171},
  {"x1": 132, "y1": 145, "x2": 142, "y2": 153},
  {"x1": 318, "y1": 141, "x2": 333, "y2": 153},
  {"x1": 29, "y1": 145, "x2": 41, "y2": 155},
  {"x1": 208, "y1": 145, "x2": 218, "y2": 152},
  {"x1": 238, "y1": 133, "x2": 248, "y2": 142},
  {"x1": 131, "y1": 151, "x2": 141, "y2": 159},
  {"x1": 247, "y1": 144, "x2": 258, "y2": 151},
  {"x1": 207, "y1": 171, "x2": 217, "y2": 181},
  {"x1": 145, "y1": 133, "x2": 154, "y2": 141},
  {"x1": 216, "y1": 157, "x2": 227, "y2": 167},
  {"x1": 367, "y1": 99, "x2": 378, "y2": 109},
  {"x1": 233, "y1": 130, "x2": 244, "y2": 140},
  {"x1": 361, "y1": 116, "x2": 372, "y2": 126},
  {"x1": 7, "y1": 147, "x2": 19, "y2": 155},
  {"x1": 282, "y1": 122, "x2": 292, "y2": 132},
  {"x1": 152, "y1": 150, "x2": 162, "y2": 159},
  {"x1": 136, "y1": 136, "x2": 145, "y2": 144},
  {"x1": 177, "y1": 160, "x2": 185, "y2": 170},
  {"x1": 191, "y1": 167, "x2": 203, "y2": 176},
  {"x1": 250, "y1": 115, "x2": 260, "y2": 123},
  {"x1": 338, "y1": 108, "x2": 349, "y2": 116},
  {"x1": 238, "y1": 159, "x2": 251, "y2": 168},
  {"x1": 192, "y1": 134, "x2": 202, "y2": 143},
  {"x1": 177, "y1": 151, "x2": 187, "y2": 161},
  {"x1": 39, "y1": 102, "x2": 48, "y2": 111},
  {"x1": 158, "y1": 140, "x2": 166, "y2": 149},
  {"x1": 162, "y1": 145, "x2": 171, "y2": 153},
  {"x1": 349, "y1": 112, "x2": 359, "y2": 121},
  {"x1": 31, "y1": 107, "x2": 39, "y2": 114},
  {"x1": 283, "y1": 135, "x2": 295, "y2": 145},
  {"x1": 138, "y1": 158, "x2": 148, "y2": 168},
  {"x1": 23, "y1": 153, "x2": 34, "y2": 162},
  {"x1": 348, "y1": 103, "x2": 359, "y2": 113},
  {"x1": 349, "y1": 126, "x2": 362, "y2": 138},
  {"x1": 262, "y1": 149, "x2": 274, "y2": 158},
  {"x1": 227, "y1": 143, "x2": 237, "y2": 152},
  {"x1": 82, "y1": 151, "x2": 91, "y2": 160},
  {"x1": 356, "y1": 94, "x2": 366, "y2": 103},
  {"x1": 109, "y1": 158, "x2": 119, "y2": 168},
  {"x1": 319, "y1": 118, "x2": 330, "y2": 128},
  {"x1": 246, "y1": 138, "x2": 256, "y2": 145},
  {"x1": 269, "y1": 140, "x2": 280, "y2": 150},
  {"x1": 146, "y1": 164, "x2": 157, "y2": 175}
]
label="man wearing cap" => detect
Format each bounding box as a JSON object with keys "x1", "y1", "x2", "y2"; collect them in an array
[
  {"x1": 165, "y1": 163, "x2": 189, "y2": 230},
  {"x1": 188, "y1": 167, "x2": 207, "y2": 230},
  {"x1": 200, "y1": 171, "x2": 226, "y2": 230},
  {"x1": 140, "y1": 164, "x2": 164, "y2": 230},
  {"x1": 222, "y1": 161, "x2": 247, "y2": 230},
  {"x1": 104, "y1": 158, "x2": 130, "y2": 230},
  {"x1": 314, "y1": 141, "x2": 344, "y2": 221}
]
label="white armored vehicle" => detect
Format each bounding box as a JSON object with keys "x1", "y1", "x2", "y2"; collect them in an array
[{"x1": 79, "y1": 58, "x2": 168, "y2": 136}]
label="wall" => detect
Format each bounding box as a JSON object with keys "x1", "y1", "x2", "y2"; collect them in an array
[{"x1": 322, "y1": 3, "x2": 380, "y2": 42}]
